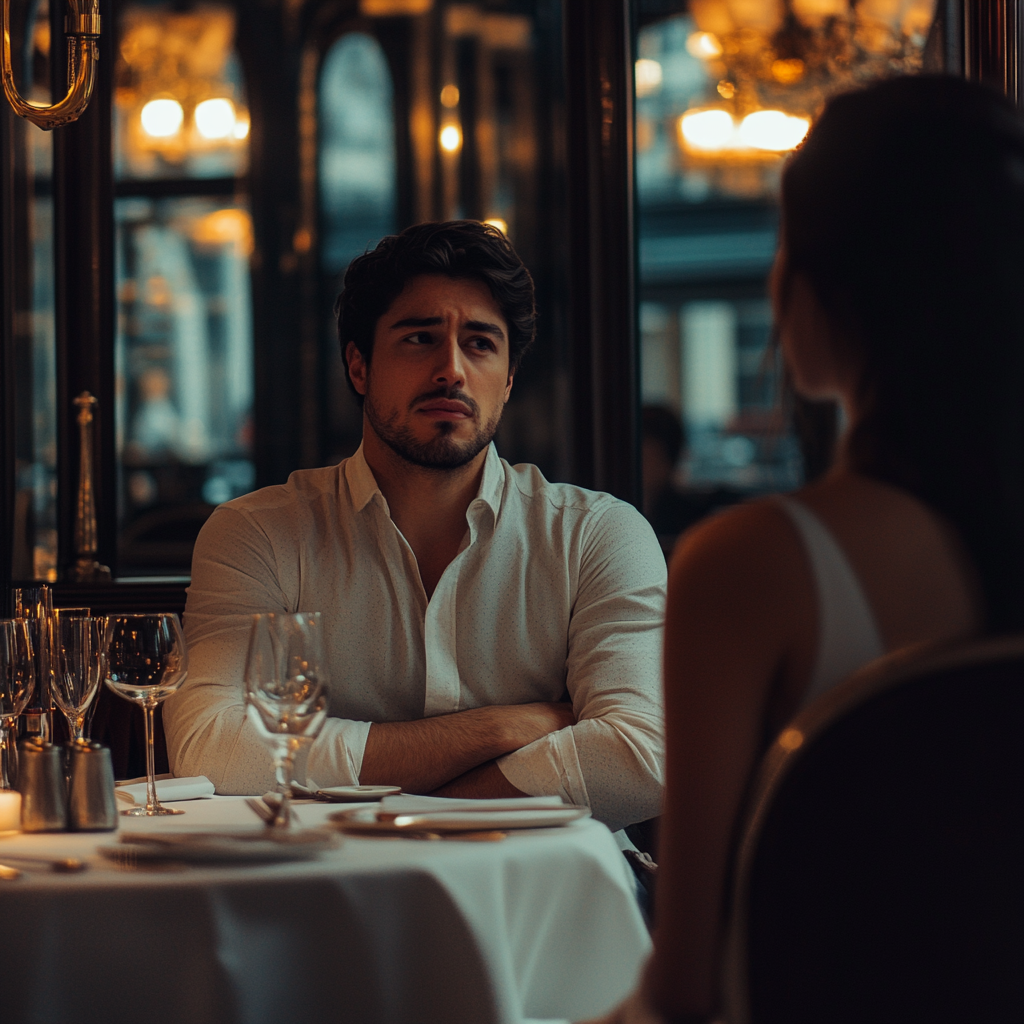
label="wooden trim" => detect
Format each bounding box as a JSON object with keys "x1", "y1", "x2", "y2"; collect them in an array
[
  {"x1": 563, "y1": 0, "x2": 640, "y2": 504},
  {"x1": 964, "y1": 0, "x2": 1021, "y2": 105},
  {"x1": 53, "y1": 0, "x2": 117, "y2": 577}
]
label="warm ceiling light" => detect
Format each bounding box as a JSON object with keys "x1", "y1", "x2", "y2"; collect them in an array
[
  {"x1": 483, "y1": 217, "x2": 507, "y2": 235},
  {"x1": 195, "y1": 98, "x2": 237, "y2": 140},
  {"x1": 686, "y1": 31, "x2": 723, "y2": 59},
  {"x1": 679, "y1": 109, "x2": 734, "y2": 151},
  {"x1": 233, "y1": 112, "x2": 250, "y2": 140},
  {"x1": 360, "y1": 0, "x2": 432, "y2": 14},
  {"x1": 140, "y1": 98, "x2": 184, "y2": 138},
  {"x1": 439, "y1": 124, "x2": 462, "y2": 152},
  {"x1": 634, "y1": 58, "x2": 663, "y2": 97},
  {"x1": 738, "y1": 110, "x2": 810, "y2": 151},
  {"x1": 440, "y1": 84, "x2": 460, "y2": 108}
]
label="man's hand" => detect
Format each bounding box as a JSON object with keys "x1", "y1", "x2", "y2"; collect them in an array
[{"x1": 359, "y1": 700, "x2": 576, "y2": 793}]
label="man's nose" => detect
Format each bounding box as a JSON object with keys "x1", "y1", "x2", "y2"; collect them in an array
[{"x1": 432, "y1": 336, "x2": 466, "y2": 387}]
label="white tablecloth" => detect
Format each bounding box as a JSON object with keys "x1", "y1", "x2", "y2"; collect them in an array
[{"x1": 0, "y1": 797, "x2": 650, "y2": 1024}]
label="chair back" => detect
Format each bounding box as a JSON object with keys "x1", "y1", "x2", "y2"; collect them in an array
[{"x1": 723, "y1": 635, "x2": 1024, "y2": 1024}]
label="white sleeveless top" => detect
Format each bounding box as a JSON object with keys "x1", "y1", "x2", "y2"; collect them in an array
[{"x1": 776, "y1": 497, "x2": 885, "y2": 706}]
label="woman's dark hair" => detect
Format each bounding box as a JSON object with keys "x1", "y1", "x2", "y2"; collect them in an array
[
  {"x1": 782, "y1": 75, "x2": 1024, "y2": 631},
  {"x1": 335, "y1": 220, "x2": 537, "y2": 402}
]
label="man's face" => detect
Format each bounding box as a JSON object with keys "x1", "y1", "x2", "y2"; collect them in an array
[{"x1": 347, "y1": 274, "x2": 514, "y2": 471}]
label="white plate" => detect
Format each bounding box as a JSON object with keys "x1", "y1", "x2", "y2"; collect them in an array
[
  {"x1": 330, "y1": 806, "x2": 590, "y2": 834},
  {"x1": 315, "y1": 785, "x2": 402, "y2": 802},
  {"x1": 99, "y1": 829, "x2": 339, "y2": 865}
]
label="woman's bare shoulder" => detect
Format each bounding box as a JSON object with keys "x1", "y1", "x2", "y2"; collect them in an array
[{"x1": 670, "y1": 496, "x2": 803, "y2": 581}]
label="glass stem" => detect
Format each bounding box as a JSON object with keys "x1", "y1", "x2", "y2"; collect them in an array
[
  {"x1": 72, "y1": 714, "x2": 86, "y2": 744},
  {"x1": 144, "y1": 702, "x2": 159, "y2": 812},
  {"x1": 272, "y1": 741, "x2": 296, "y2": 827},
  {"x1": 0, "y1": 724, "x2": 11, "y2": 789}
]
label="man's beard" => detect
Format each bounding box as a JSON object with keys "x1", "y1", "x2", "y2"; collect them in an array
[{"x1": 364, "y1": 385, "x2": 503, "y2": 470}]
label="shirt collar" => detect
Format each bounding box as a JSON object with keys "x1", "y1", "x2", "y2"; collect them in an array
[
  {"x1": 344, "y1": 441, "x2": 504, "y2": 521},
  {"x1": 345, "y1": 443, "x2": 384, "y2": 513}
]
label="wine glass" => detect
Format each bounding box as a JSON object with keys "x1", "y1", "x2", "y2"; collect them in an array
[
  {"x1": 103, "y1": 614, "x2": 188, "y2": 817},
  {"x1": 0, "y1": 620, "x2": 35, "y2": 789},
  {"x1": 12, "y1": 587, "x2": 53, "y2": 743},
  {"x1": 244, "y1": 612, "x2": 326, "y2": 827},
  {"x1": 52, "y1": 616, "x2": 106, "y2": 745}
]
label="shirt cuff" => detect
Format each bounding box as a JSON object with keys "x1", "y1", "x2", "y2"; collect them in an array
[
  {"x1": 302, "y1": 717, "x2": 372, "y2": 788},
  {"x1": 495, "y1": 727, "x2": 591, "y2": 807}
]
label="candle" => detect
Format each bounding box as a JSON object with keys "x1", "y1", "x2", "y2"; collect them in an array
[{"x1": 0, "y1": 790, "x2": 21, "y2": 831}]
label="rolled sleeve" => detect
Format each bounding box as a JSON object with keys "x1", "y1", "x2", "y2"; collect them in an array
[
  {"x1": 497, "y1": 502, "x2": 666, "y2": 832},
  {"x1": 162, "y1": 505, "x2": 372, "y2": 793}
]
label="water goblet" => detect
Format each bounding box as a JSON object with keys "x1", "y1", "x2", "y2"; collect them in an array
[
  {"x1": 244, "y1": 612, "x2": 325, "y2": 827},
  {"x1": 0, "y1": 619, "x2": 35, "y2": 789},
  {"x1": 52, "y1": 616, "x2": 106, "y2": 745},
  {"x1": 103, "y1": 614, "x2": 188, "y2": 817},
  {"x1": 12, "y1": 587, "x2": 53, "y2": 742}
]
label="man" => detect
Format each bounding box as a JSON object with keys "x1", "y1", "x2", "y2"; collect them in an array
[{"x1": 164, "y1": 221, "x2": 666, "y2": 832}]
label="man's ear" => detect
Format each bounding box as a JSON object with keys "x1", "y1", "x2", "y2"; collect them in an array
[
  {"x1": 346, "y1": 342, "x2": 369, "y2": 396},
  {"x1": 504, "y1": 371, "x2": 514, "y2": 403}
]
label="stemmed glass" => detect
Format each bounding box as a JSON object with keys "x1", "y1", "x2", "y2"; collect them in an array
[
  {"x1": 52, "y1": 616, "x2": 106, "y2": 745},
  {"x1": 245, "y1": 612, "x2": 327, "y2": 827},
  {"x1": 0, "y1": 620, "x2": 35, "y2": 789},
  {"x1": 12, "y1": 587, "x2": 53, "y2": 742},
  {"x1": 103, "y1": 614, "x2": 188, "y2": 817}
]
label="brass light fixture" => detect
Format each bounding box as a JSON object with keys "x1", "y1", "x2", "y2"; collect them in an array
[{"x1": 2, "y1": 0, "x2": 101, "y2": 130}]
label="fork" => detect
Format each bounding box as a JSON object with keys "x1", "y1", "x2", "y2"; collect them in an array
[{"x1": 245, "y1": 796, "x2": 291, "y2": 827}]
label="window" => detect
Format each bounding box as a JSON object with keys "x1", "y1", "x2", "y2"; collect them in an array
[
  {"x1": 635, "y1": 0, "x2": 940, "y2": 549},
  {"x1": 113, "y1": 3, "x2": 253, "y2": 575}
]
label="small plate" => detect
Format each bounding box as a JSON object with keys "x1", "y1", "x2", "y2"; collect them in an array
[
  {"x1": 315, "y1": 785, "x2": 402, "y2": 802},
  {"x1": 330, "y1": 806, "x2": 590, "y2": 834},
  {"x1": 99, "y1": 829, "x2": 339, "y2": 865}
]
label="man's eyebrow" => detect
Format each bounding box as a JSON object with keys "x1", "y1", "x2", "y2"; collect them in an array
[
  {"x1": 387, "y1": 316, "x2": 506, "y2": 339},
  {"x1": 463, "y1": 320, "x2": 506, "y2": 339},
  {"x1": 388, "y1": 316, "x2": 444, "y2": 329}
]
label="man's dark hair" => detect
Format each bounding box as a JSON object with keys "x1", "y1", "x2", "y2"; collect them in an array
[{"x1": 336, "y1": 220, "x2": 537, "y2": 403}]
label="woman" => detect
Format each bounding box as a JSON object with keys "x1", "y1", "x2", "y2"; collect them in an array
[{"x1": 590, "y1": 75, "x2": 1024, "y2": 1023}]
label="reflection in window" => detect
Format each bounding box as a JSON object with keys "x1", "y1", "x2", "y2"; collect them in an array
[
  {"x1": 319, "y1": 33, "x2": 396, "y2": 274},
  {"x1": 114, "y1": 3, "x2": 254, "y2": 574},
  {"x1": 114, "y1": 5, "x2": 249, "y2": 181},
  {"x1": 11, "y1": 0, "x2": 57, "y2": 580},
  {"x1": 636, "y1": 2, "x2": 937, "y2": 551}
]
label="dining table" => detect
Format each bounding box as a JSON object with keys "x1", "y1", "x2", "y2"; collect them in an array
[{"x1": 0, "y1": 794, "x2": 650, "y2": 1024}]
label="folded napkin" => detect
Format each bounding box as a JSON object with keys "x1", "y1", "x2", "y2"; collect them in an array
[
  {"x1": 379, "y1": 794, "x2": 567, "y2": 813},
  {"x1": 115, "y1": 776, "x2": 215, "y2": 805}
]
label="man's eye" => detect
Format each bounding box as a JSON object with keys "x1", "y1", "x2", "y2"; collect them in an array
[
  {"x1": 406, "y1": 332, "x2": 433, "y2": 344},
  {"x1": 468, "y1": 337, "x2": 496, "y2": 351}
]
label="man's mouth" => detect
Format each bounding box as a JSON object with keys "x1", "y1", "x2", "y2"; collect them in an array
[{"x1": 416, "y1": 398, "x2": 474, "y2": 419}]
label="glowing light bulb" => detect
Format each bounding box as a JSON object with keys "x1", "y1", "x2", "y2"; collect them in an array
[
  {"x1": 439, "y1": 124, "x2": 462, "y2": 153},
  {"x1": 440, "y1": 84, "x2": 460, "y2": 108},
  {"x1": 738, "y1": 110, "x2": 810, "y2": 151},
  {"x1": 679, "y1": 109, "x2": 735, "y2": 151},
  {"x1": 484, "y1": 217, "x2": 507, "y2": 235},
  {"x1": 686, "y1": 32, "x2": 723, "y2": 59},
  {"x1": 233, "y1": 113, "x2": 250, "y2": 140},
  {"x1": 195, "y1": 98, "x2": 237, "y2": 140},
  {"x1": 141, "y1": 98, "x2": 184, "y2": 138},
  {"x1": 634, "y1": 58, "x2": 663, "y2": 97}
]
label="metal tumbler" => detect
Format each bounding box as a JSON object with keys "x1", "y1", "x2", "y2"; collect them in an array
[
  {"x1": 17, "y1": 740, "x2": 68, "y2": 831},
  {"x1": 67, "y1": 742, "x2": 117, "y2": 831}
]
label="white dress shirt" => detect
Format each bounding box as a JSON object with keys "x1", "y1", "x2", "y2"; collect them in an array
[{"x1": 163, "y1": 443, "x2": 667, "y2": 831}]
